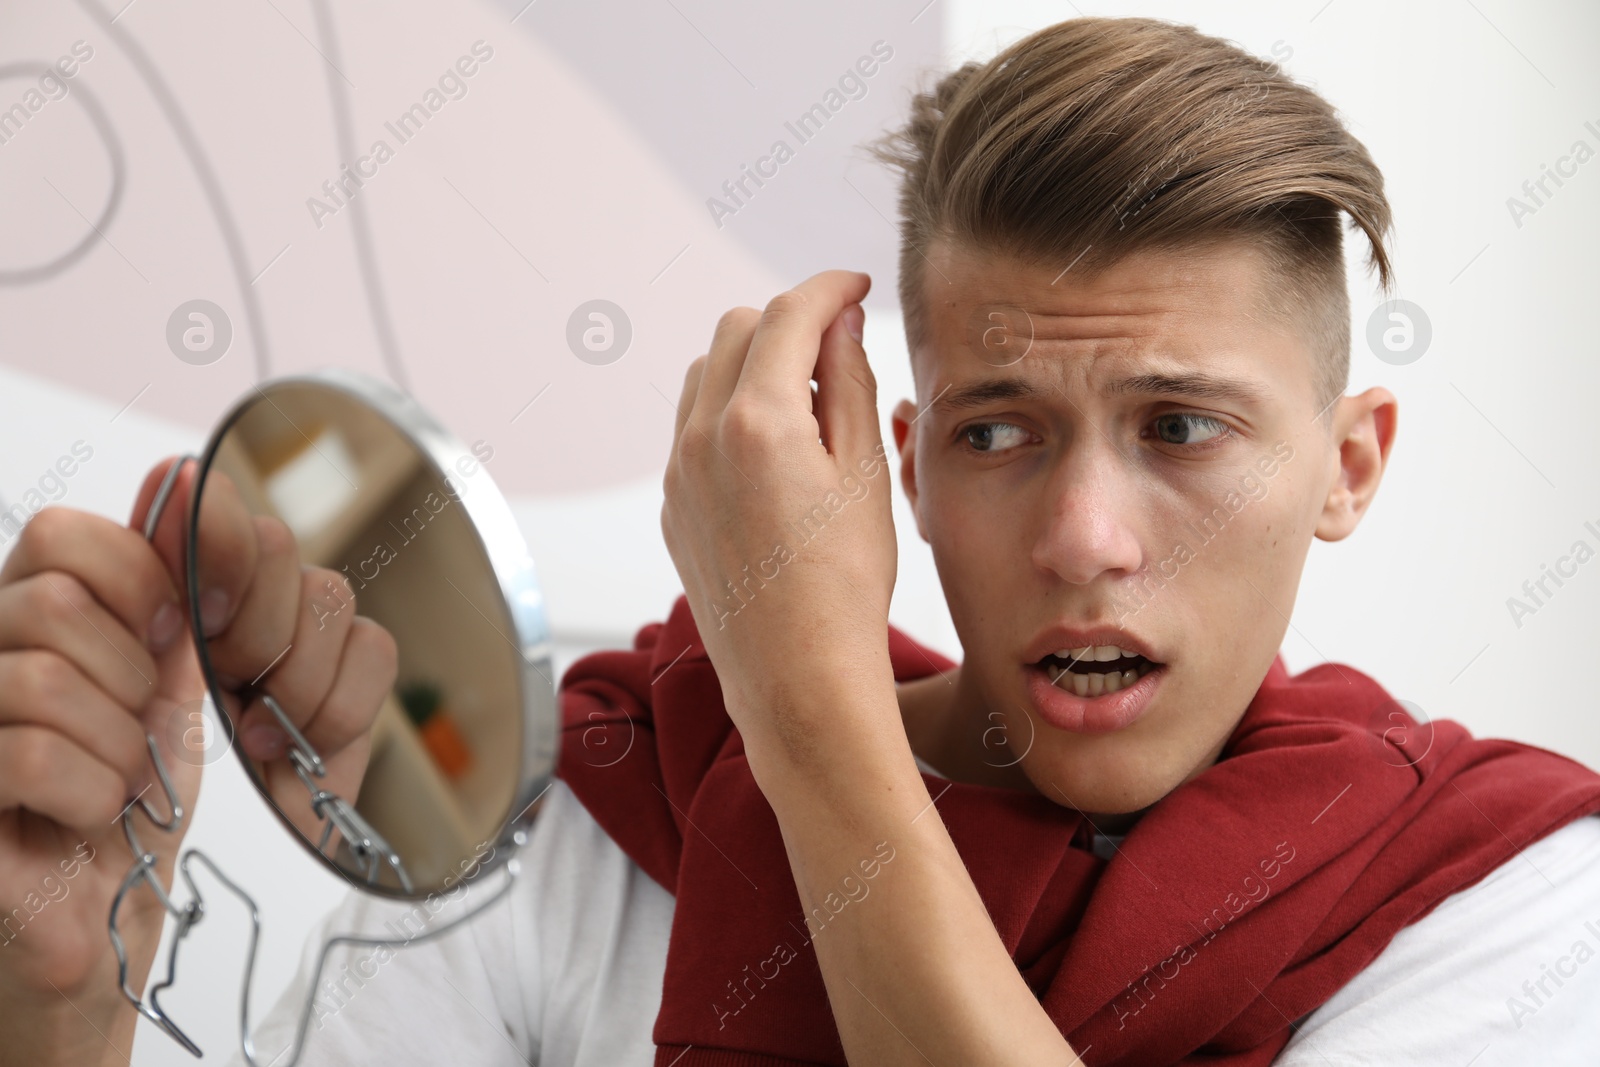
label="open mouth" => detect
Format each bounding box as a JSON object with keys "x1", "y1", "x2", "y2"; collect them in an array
[{"x1": 1034, "y1": 646, "x2": 1162, "y2": 698}]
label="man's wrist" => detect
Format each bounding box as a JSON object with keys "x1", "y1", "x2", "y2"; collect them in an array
[{"x1": 740, "y1": 681, "x2": 928, "y2": 821}]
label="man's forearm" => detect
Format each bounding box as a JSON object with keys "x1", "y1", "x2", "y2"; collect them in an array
[
  {"x1": 0, "y1": 983, "x2": 138, "y2": 1067},
  {"x1": 745, "y1": 681, "x2": 1083, "y2": 1067}
]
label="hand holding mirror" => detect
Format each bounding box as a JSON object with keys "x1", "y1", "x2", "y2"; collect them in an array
[{"x1": 113, "y1": 368, "x2": 556, "y2": 1063}]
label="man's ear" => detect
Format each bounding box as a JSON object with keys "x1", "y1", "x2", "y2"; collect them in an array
[
  {"x1": 890, "y1": 398, "x2": 930, "y2": 543},
  {"x1": 1315, "y1": 386, "x2": 1398, "y2": 542}
]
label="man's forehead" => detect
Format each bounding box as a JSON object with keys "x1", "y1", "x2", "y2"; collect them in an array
[
  {"x1": 913, "y1": 302, "x2": 1261, "y2": 390},
  {"x1": 910, "y1": 238, "x2": 1297, "y2": 396},
  {"x1": 920, "y1": 237, "x2": 1271, "y2": 327}
]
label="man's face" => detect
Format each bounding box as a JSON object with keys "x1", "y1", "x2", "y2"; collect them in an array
[{"x1": 892, "y1": 237, "x2": 1358, "y2": 817}]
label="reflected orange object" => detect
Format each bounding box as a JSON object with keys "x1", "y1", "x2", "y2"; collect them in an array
[{"x1": 420, "y1": 711, "x2": 472, "y2": 779}]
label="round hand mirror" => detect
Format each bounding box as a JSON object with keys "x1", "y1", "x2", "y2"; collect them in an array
[
  {"x1": 187, "y1": 367, "x2": 557, "y2": 896},
  {"x1": 110, "y1": 367, "x2": 557, "y2": 1062}
]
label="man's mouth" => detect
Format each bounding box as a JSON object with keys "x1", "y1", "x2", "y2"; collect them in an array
[{"x1": 1034, "y1": 647, "x2": 1162, "y2": 698}]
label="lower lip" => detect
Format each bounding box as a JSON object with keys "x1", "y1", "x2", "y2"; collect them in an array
[{"x1": 1024, "y1": 663, "x2": 1165, "y2": 734}]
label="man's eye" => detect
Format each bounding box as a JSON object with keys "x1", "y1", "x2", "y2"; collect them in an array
[
  {"x1": 1151, "y1": 413, "x2": 1229, "y2": 446},
  {"x1": 962, "y1": 422, "x2": 1031, "y2": 453}
]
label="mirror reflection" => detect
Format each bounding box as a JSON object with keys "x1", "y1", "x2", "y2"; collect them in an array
[{"x1": 199, "y1": 382, "x2": 523, "y2": 896}]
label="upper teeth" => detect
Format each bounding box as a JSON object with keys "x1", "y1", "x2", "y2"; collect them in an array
[{"x1": 1054, "y1": 645, "x2": 1139, "y2": 662}]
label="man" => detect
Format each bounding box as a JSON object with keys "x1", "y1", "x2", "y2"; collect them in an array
[{"x1": 3, "y1": 16, "x2": 1598, "y2": 1067}]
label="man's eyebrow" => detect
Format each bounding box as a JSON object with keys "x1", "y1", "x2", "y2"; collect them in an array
[
  {"x1": 931, "y1": 378, "x2": 1045, "y2": 412},
  {"x1": 929, "y1": 372, "x2": 1268, "y2": 413},
  {"x1": 1105, "y1": 372, "x2": 1268, "y2": 405}
]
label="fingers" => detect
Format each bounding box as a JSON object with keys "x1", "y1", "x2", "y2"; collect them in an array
[
  {"x1": 0, "y1": 501, "x2": 205, "y2": 847},
  {"x1": 237, "y1": 566, "x2": 358, "y2": 760},
  {"x1": 0, "y1": 507, "x2": 182, "y2": 656},
  {"x1": 203, "y1": 514, "x2": 301, "y2": 688},
  {"x1": 684, "y1": 272, "x2": 872, "y2": 455},
  {"x1": 0, "y1": 649, "x2": 151, "y2": 792},
  {"x1": 132, "y1": 458, "x2": 261, "y2": 639},
  {"x1": 690, "y1": 307, "x2": 761, "y2": 427},
  {"x1": 0, "y1": 724, "x2": 129, "y2": 832},
  {"x1": 236, "y1": 614, "x2": 396, "y2": 759},
  {"x1": 0, "y1": 571, "x2": 161, "y2": 713},
  {"x1": 672, "y1": 355, "x2": 708, "y2": 454},
  {"x1": 736, "y1": 270, "x2": 871, "y2": 409},
  {"x1": 813, "y1": 303, "x2": 880, "y2": 461},
  {"x1": 300, "y1": 615, "x2": 397, "y2": 756}
]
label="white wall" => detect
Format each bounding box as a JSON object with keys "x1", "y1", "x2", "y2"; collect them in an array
[{"x1": 0, "y1": 0, "x2": 1594, "y2": 1063}]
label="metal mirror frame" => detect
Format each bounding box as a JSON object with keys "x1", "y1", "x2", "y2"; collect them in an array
[{"x1": 188, "y1": 367, "x2": 558, "y2": 899}]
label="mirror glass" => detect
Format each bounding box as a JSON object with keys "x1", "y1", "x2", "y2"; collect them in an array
[{"x1": 190, "y1": 374, "x2": 550, "y2": 898}]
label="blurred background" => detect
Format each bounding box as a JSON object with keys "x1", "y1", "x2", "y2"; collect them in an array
[{"x1": 0, "y1": 0, "x2": 1594, "y2": 1062}]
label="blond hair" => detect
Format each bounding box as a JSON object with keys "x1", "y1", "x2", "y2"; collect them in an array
[{"x1": 867, "y1": 17, "x2": 1394, "y2": 411}]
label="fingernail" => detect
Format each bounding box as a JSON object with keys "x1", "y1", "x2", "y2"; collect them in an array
[
  {"x1": 147, "y1": 601, "x2": 182, "y2": 652},
  {"x1": 244, "y1": 724, "x2": 287, "y2": 761},
  {"x1": 844, "y1": 304, "x2": 864, "y2": 343},
  {"x1": 199, "y1": 588, "x2": 229, "y2": 637}
]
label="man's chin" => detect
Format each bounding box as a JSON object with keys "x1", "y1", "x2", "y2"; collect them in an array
[
  {"x1": 1007, "y1": 703, "x2": 1243, "y2": 828},
  {"x1": 997, "y1": 674, "x2": 1203, "y2": 821},
  {"x1": 1012, "y1": 740, "x2": 1189, "y2": 827}
]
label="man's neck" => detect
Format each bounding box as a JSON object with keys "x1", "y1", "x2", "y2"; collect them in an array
[{"x1": 895, "y1": 666, "x2": 1040, "y2": 792}]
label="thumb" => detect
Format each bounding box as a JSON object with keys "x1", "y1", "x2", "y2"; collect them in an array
[
  {"x1": 138, "y1": 616, "x2": 208, "y2": 820},
  {"x1": 813, "y1": 303, "x2": 881, "y2": 465},
  {"x1": 128, "y1": 456, "x2": 196, "y2": 610}
]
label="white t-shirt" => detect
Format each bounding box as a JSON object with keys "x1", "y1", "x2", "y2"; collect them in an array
[{"x1": 229, "y1": 766, "x2": 1600, "y2": 1067}]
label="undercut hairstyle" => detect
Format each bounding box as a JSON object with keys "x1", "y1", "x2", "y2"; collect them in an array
[{"x1": 867, "y1": 17, "x2": 1394, "y2": 416}]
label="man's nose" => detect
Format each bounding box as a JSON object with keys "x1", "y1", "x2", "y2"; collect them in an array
[{"x1": 1030, "y1": 446, "x2": 1145, "y2": 586}]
